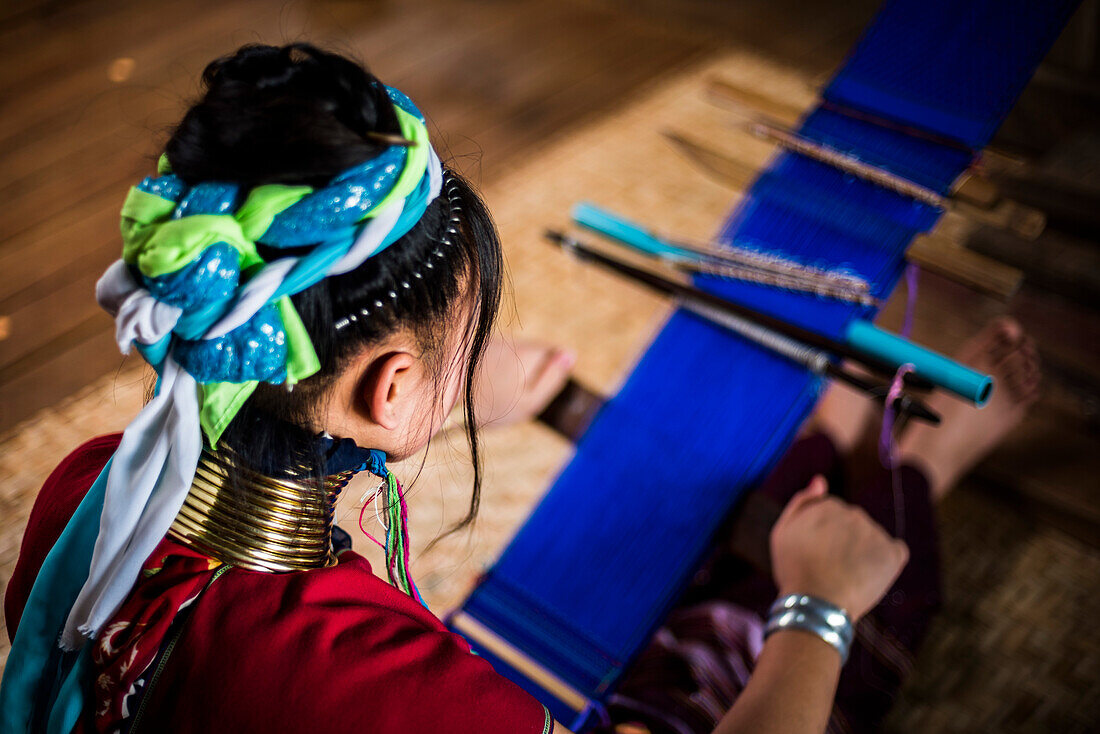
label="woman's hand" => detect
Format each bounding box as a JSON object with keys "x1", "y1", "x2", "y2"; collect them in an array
[{"x1": 769, "y1": 476, "x2": 909, "y2": 622}]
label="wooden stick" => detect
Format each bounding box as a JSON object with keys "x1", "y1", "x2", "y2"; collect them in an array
[
  {"x1": 744, "y1": 119, "x2": 946, "y2": 207},
  {"x1": 704, "y1": 76, "x2": 1047, "y2": 233},
  {"x1": 951, "y1": 171, "x2": 1000, "y2": 208},
  {"x1": 662, "y1": 130, "x2": 1024, "y2": 300},
  {"x1": 705, "y1": 75, "x2": 1032, "y2": 179},
  {"x1": 662, "y1": 128, "x2": 757, "y2": 190},
  {"x1": 449, "y1": 612, "x2": 590, "y2": 714},
  {"x1": 954, "y1": 198, "x2": 1047, "y2": 241},
  {"x1": 744, "y1": 118, "x2": 1048, "y2": 240},
  {"x1": 907, "y1": 234, "x2": 1024, "y2": 301},
  {"x1": 546, "y1": 230, "x2": 938, "y2": 391},
  {"x1": 705, "y1": 76, "x2": 805, "y2": 127}
]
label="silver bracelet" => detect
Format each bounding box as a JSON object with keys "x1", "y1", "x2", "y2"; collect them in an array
[{"x1": 764, "y1": 594, "x2": 854, "y2": 664}]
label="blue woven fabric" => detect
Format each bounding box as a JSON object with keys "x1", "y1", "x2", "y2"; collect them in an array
[
  {"x1": 824, "y1": 0, "x2": 1080, "y2": 148},
  {"x1": 454, "y1": 0, "x2": 1078, "y2": 724}
]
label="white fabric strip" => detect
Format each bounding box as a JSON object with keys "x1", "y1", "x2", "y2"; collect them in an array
[
  {"x1": 62, "y1": 356, "x2": 201, "y2": 649},
  {"x1": 328, "y1": 200, "x2": 403, "y2": 276},
  {"x1": 206, "y1": 257, "x2": 297, "y2": 338},
  {"x1": 330, "y1": 147, "x2": 442, "y2": 275},
  {"x1": 97, "y1": 260, "x2": 183, "y2": 352}
]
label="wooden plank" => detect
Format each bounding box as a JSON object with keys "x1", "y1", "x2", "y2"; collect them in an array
[
  {"x1": 659, "y1": 127, "x2": 1025, "y2": 300},
  {"x1": 0, "y1": 186, "x2": 122, "y2": 297},
  {"x1": 0, "y1": 258, "x2": 116, "y2": 374},
  {"x1": 0, "y1": 0, "x2": 713, "y2": 432},
  {"x1": 0, "y1": 0, "x2": 279, "y2": 144},
  {"x1": 0, "y1": 317, "x2": 126, "y2": 430},
  {"x1": 951, "y1": 171, "x2": 1001, "y2": 208},
  {"x1": 906, "y1": 235, "x2": 1024, "y2": 301}
]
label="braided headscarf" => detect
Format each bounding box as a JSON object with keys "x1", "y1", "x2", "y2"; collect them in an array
[{"x1": 0, "y1": 85, "x2": 445, "y2": 733}]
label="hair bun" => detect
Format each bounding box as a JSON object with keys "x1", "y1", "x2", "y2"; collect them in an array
[{"x1": 168, "y1": 43, "x2": 403, "y2": 187}]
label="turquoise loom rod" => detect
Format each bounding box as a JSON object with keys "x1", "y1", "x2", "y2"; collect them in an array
[
  {"x1": 573, "y1": 201, "x2": 682, "y2": 257},
  {"x1": 572, "y1": 201, "x2": 994, "y2": 407},
  {"x1": 844, "y1": 321, "x2": 992, "y2": 406}
]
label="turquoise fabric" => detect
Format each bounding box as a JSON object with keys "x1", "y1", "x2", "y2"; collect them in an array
[{"x1": 0, "y1": 461, "x2": 112, "y2": 732}]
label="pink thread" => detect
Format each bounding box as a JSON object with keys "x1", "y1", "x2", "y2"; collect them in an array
[
  {"x1": 878, "y1": 362, "x2": 915, "y2": 539},
  {"x1": 393, "y1": 477, "x2": 426, "y2": 605},
  {"x1": 874, "y1": 263, "x2": 921, "y2": 535},
  {"x1": 358, "y1": 482, "x2": 386, "y2": 550},
  {"x1": 878, "y1": 363, "x2": 915, "y2": 470},
  {"x1": 878, "y1": 264, "x2": 919, "y2": 470},
  {"x1": 902, "y1": 264, "x2": 919, "y2": 338}
]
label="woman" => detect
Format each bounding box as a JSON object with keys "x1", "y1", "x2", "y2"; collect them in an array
[{"x1": 1, "y1": 43, "x2": 1039, "y2": 734}]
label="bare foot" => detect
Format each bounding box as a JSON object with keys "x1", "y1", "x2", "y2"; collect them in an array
[
  {"x1": 472, "y1": 337, "x2": 575, "y2": 427},
  {"x1": 898, "y1": 317, "x2": 1041, "y2": 501},
  {"x1": 807, "y1": 362, "x2": 877, "y2": 454}
]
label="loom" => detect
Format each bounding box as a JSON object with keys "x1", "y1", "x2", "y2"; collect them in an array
[{"x1": 448, "y1": 1, "x2": 1081, "y2": 729}]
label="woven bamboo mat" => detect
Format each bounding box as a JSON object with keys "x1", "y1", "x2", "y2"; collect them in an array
[
  {"x1": 1, "y1": 50, "x2": 1097, "y2": 731},
  {"x1": 886, "y1": 488, "x2": 1100, "y2": 733}
]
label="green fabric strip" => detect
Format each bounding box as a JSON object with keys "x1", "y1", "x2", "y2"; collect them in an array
[
  {"x1": 276, "y1": 296, "x2": 320, "y2": 385},
  {"x1": 200, "y1": 380, "x2": 258, "y2": 446},
  {"x1": 131, "y1": 215, "x2": 262, "y2": 278},
  {"x1": 120, "y1": 188, "x2": 180, "y2": 264},
  {"x1": 368, "y1": 108, "x2": 430, "y2": 217},
  {"x1": 235, "y1": 184, "x2": 313, "y2": 241}
]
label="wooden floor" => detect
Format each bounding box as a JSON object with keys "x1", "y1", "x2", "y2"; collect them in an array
[
  {"x1": 1, "y1": 0, "x2": 1099, "y2": 729},
  {"x1": 5, "y1": 0, "x2": 1096, "y2": 534},
  {"x1": 0, "y1": 0, "x2": 893, "y2": 431}
]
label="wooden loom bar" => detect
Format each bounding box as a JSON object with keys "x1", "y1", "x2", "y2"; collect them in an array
[
  {"x1": 743, "y1": 118, "x2": 947, "y2": 207},
  {"x1": 704, "y1": 76, "x2": 1047, "y2": 238},
  {"x1": 704, "y1": 76, "x2": 1032, "y2": 180},
  {"x1": 740, "y1": 119, "x2": 1047, "y2": 239},
  {"x1": 662, "y1": 129, "x2": 1025, "y2": 301},
  {"x1": 449, "y1": 611, "x2": 591, "y2": 715},
  {"x1": 546, "y1": 230, "x2": 943, "y2": 393},
  {"x1": 906, "y1": 234, "x2": 1024, "y2": 300}
]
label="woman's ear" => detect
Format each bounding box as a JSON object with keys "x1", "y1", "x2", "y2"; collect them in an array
[{"x1": 362, "y1": 350, "x2": 418, "y2": 430}]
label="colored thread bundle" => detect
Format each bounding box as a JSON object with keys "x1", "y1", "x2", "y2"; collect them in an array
[{"x1": 359, "y1": 470, "x2": 425, "y2": 606}]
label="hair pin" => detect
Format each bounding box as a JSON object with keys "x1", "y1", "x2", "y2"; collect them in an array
[{"x1": 365, "y1": 131, "x2": 417, "y2": 147}]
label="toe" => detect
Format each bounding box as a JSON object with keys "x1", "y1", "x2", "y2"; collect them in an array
[
  {"x1": 1000, "y1": 351, "x2": 1029, "y2": 385},
  {"x1": 995, "y1": 317, "x2": 1025, "y2": 344}
]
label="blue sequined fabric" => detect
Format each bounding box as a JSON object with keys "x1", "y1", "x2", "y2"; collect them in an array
[
  {"x1": 173, "y1": 303, "x2": 287, "y2": 383},
  {"x1": 145, "y1": 242, "x2": 241, "y2": 312},
  {"x1": 137, "y1": 173, "x2": 186, "y2": 202},
  {"x1": 171, "y1": 182, "x2": 240, "y2": 219},
  {"x1": 260, "y1": 146, "x2": 406, "y2": 247}
]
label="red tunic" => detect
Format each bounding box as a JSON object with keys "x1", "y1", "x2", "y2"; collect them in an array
[{"x1": 5, "y1": 435, "x2": 552, "y2": 734}]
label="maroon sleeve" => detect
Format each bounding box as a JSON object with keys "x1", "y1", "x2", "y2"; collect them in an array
[
  {"x1": 4, "y1": 434, "x2": 122, "y2": 641},
  {"x1": 144, "y1": 555, "x2": 554, "y2": 734}
]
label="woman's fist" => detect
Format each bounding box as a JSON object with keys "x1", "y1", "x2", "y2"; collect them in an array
[{"x1": 769, "y1": 476, "x2": 909, "y2": 622}]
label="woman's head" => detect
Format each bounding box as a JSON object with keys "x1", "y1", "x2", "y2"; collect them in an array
[{"x1": 165, "y1": 43, "x2": 502, "y2": 521}]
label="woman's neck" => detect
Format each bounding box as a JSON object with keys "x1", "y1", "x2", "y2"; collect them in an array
[{"x1": 167, "y1": 438, "x2": 382, "y2": 572}]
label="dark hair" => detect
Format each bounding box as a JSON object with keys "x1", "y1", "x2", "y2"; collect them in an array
[{"x1": 164, "y1": 43, "x2": 502, "y2": 534}]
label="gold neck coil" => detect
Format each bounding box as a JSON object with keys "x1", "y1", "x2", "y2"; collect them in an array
[{"x1": 167, "y1": 447, "x2": 356, "y2": 573}]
